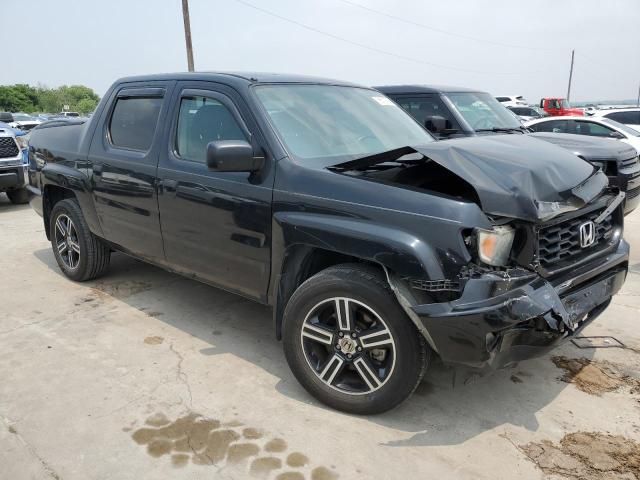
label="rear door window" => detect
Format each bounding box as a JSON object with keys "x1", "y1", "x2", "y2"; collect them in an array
[
  {"x1": 575, "y1": 120, "x2": 613, "y2": 137},
  {"x1": 109, "y1": 97, "x2": 163, "y2": 151},
  {"x1": 530, "y1": 119, "x2": 569, "y2": 133}
]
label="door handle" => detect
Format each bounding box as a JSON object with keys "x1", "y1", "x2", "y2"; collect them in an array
[{"x1": 161, "y1": 179, "x2": 178, "y2": 192}]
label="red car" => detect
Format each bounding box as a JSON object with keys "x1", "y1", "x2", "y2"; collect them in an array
[{"x1": 540, "y1": 97, "x2": 584, "y2": 116}]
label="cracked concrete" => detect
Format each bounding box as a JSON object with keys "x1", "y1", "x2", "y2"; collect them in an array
[{"x1": 1, "y1": 196, "x2": 640, "y2": 479}]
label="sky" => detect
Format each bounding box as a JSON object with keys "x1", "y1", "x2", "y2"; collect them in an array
[{"x1": 3, "y1": 0, "x2": 640, "y2": 102}]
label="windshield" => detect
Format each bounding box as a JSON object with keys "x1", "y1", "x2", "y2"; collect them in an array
[
  {"x1": 13, "y1": 114, "x2": 33, "y2": 121},
  {"x1": 446, "y1": 92, "x2": 523, "y2": 131},
  {"x1": 254, "y1": 85, "x2": 433, "y2": 161},
  {"x1": 561, "y1": 99, "x2": 572, "y2": 108},
  {"x1": 601, "y1": 117, "x2": 640, "y2": 137}
]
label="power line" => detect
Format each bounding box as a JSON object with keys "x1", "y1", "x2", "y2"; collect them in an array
[
  {"x1": 335, "y1": 0, "x2": 555, "y2": 51},
  {"x1": 232, "y1": 0, "x2": 549, "y2": 76}
]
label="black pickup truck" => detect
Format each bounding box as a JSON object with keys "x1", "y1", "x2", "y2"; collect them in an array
[{"x1": 27, "y1": 73, "x2": 629, "y2": 414}]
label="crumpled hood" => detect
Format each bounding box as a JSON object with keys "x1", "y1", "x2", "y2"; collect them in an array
[
  {"x1": 330, "y1": 135, "x2": 608, "y2": 221},
  {"x1": 528, "y1": 132, "x2": 637, "y2": 160}
]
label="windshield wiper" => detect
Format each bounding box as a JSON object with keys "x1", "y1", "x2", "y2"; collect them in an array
[{"x1": 476, "y1": 126, "x2": 527, "y2": 134}]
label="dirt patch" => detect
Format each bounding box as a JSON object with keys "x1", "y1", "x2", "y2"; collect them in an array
[
  {"x1": 130, "y1": 412, "x2": 338, "y2": 479},
  {"x1": 91, "y1": 280, "x2": 153, "y2": 298},
  {"x1": 552, "y1": 356, "x2": 640, "y2": 395},
  {"x1": 143, "y1": 336, "x2": 164, "y2": 345},
  {"x1": 521, "y1": 432, "x2": 640, "y2": 479}
]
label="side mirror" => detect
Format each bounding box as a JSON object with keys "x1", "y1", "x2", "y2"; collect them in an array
[
  {"x1": 609, "y1": 131, "x2": 625, "y2": 139},
  {"x1": 424, "y1": 115, "x2": 447, "y2": 134},
  {"x1": 206, "y1": 140, "x2": 263, "y2": 172}
]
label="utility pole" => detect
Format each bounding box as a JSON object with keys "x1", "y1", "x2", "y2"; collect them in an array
[
  {"x1": 181, "y1": 0, "x2": 195, "y2": 72},
  {"x1": 566, "y1": 49, "x2": 575, "y2": 102}
]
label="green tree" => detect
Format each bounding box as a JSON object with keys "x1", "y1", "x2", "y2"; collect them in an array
[
  {"x1": 0, "y1": 83, "x2": 100, "y2": 114},
  {"x1": 0, "y1": 85, "x2": 39, "y2": 112},
  {"x1": 76, "y1": 97, "x2": 99, "y2": 114}
]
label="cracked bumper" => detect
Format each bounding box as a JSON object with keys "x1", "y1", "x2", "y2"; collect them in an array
[{"x1": 412, "y1": 240, "x2": 629, "y2": 369}]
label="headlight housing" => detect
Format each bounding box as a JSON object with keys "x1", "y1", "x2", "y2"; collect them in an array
[
  {"x1": 15, "y1": 135, "x2": 28, "y2": 150},
  {"x1": 476, "y1": 225, "x2": 515, "y2": 266}
]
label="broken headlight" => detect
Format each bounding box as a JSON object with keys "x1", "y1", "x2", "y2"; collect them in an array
[{"x1": 476, "y1": 225, "x2": 515, "y2": 266}]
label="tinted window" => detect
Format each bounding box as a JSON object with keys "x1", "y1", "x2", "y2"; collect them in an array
[
  {"x1": 530, "y1": 119, "x2": 568, "y2": 133},
  {"x1": 509, "y1": 107, "x2": 535, "y2": 116},
  {"x1": 109, "y1": 97, "x2": 162, "y2": 150},
  {"x1": 496, "y1": 97, "x2": 510, "y2": 102},
  {"x1": 176, "y1": 96, "x2": 247, "y2": 163},
  {"x1": 606, "y1": 111, "x2": 640, "y2": 124},
  {"x1": 575, "y1": 121, "x2": 613, "y2": 137},
  {"x1": 394, "y1": 96, "x2": 461, "y2": 136}
]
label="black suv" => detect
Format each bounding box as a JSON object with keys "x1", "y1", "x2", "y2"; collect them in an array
[
  {"x1": 376, "y1": 85, "x2": 640, "y2": 214},
  {"x1": 27, "y1": 73, "x2": 628, "y2": 414}
]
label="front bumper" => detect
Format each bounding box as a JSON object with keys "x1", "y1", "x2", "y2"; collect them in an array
[
  {"x1": 412, "y1": 239, "x2": 629, "y2": 370},
  {"x1": 0, "y1": 163, "x2": 28, "y2": 191}
]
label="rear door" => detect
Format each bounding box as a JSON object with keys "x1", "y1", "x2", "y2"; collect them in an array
[
  {"x1": 156, "y1": 81, "x2": 274, "y2": 301},
  {"x1": 88, "y1": 81, "x2": 173, "y2": 262}
]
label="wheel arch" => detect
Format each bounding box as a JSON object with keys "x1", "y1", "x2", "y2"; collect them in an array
[
  {"x1": 269, "y1": 212, "x2": 445, "y2": 340},
  {"x1": 41, "y1": 164, "x2": 103, "y2": 240}
]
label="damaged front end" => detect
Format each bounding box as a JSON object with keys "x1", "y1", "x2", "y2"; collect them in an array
[
  {"x1": 391, "y1": 246, "x2": 627, "y2": 370},
  {"x1": 331, "y1": 140, "x2": 629, "y2": 370}
]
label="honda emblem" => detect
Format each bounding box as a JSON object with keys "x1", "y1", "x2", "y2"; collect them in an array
[{"x1": 579, "y1": 221, "x2": 596, "y2": 248}]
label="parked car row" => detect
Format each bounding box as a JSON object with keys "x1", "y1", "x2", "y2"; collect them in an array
[
  {"x1": 23, "y1": 72, "x2": 632, "y2": 414},
  {"x1": 378, "y1": 84, "x2": 639, "y2": 214},
  {"x1": 494, "y1": 94, "x2": 640, "y2": 133},
  {"x1": 0, "y1": 111, "x2": 87, "y2": 134},
  {"x1": 0, "y1": 121, "x2": 30, "y2": 204}
]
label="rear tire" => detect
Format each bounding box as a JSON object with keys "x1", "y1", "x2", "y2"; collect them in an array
[
  {"x1": 7, "y1": 187, "x2": 29, "y2": 204},
  {"x1": 283, "y1": 263, "x2": 429, "y2": 414},
  {"x1": 50, "y1": 199, "x2": 111, "y2": 281}
]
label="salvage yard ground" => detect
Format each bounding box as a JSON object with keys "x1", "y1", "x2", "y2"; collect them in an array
[{"x1": 1, "y1": 195, "x2": 640, "y2": 480}]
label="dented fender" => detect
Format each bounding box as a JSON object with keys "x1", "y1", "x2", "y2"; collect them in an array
[{"x1": 272, "y1": 211, "x2": 447, "y2": 280}]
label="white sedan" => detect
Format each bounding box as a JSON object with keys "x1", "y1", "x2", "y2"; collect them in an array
[
  {"x1": 525, "y1": 116, "x2": 640, "y2": 152},
  {"x1": 591, "y1": 108, "x2": 640, "y2": 132}
]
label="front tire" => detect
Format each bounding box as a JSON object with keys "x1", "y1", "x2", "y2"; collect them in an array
[
  {"x1": 7, "y1": 187, "x2": 29, "y2": 204},
  {"x1": 50, "y1": 199, "x2": 111, "y2": 281},
  {"x1": 283, "y1": 264, "x2": 429, "y2": 414}
]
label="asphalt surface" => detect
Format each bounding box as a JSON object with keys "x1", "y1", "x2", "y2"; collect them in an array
[{"x1": 1, "y1": 194, "x2": 639, "y2": 480}]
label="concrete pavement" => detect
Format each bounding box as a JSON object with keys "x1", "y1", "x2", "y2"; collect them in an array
[{"x1": 1, "y1": 194, "x2": 639, "y2": 480}]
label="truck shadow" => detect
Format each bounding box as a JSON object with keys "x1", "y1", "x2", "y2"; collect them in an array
[
  {"x1": 0, "y1": 193, "x2": 31, "y2": 212},
  {"x1": 33, "y1": 248, "x2": 591, "y2": 447}
]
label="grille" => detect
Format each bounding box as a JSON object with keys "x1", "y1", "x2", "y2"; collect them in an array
[
  {"x1": 0, "y1": 137, "x2": 19, "y2": 159},
  {"x1": 620, "y1": 156, "x2": 639, "y2": 168},
  {"x1": 628, "y1": 185, "x2": 640, "y2": 200},
  {"x1": 538, "y1": 210, "x2": 614, "y2": 267},
  {"x1": 409, "y1": 279, "x2": 460, "y2": 292}
]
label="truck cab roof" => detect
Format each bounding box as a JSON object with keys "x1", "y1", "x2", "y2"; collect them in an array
[{"x1": 116, "y1": 71, "x2": 361, "y2": 88}]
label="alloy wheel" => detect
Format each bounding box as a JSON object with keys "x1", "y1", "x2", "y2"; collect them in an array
[
  {"x1": 300, "y1": 297, "x2": 396, "y2": 395},
  {"x1": 54, "y1": 214, "x2": 81, "y2": 269}
]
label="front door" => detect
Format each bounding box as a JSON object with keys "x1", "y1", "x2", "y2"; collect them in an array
[
  {"x1": 157, "y1": 82, "x2": 274, "y2": 301},
  {"x1": 89, "y1": 82, "x2": 173, "y2": 262}
]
